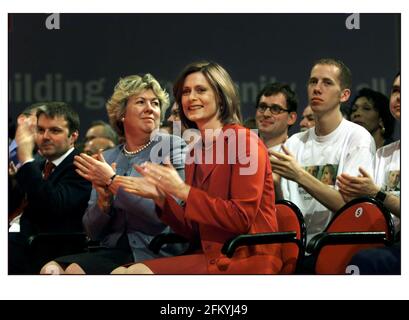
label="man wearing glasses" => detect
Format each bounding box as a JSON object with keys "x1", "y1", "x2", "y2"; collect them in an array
[
  {"x1": 255, "y1": 82, "x2": 298, "y2": 153},
  {"x1": 269, "y1": 58, "x2": 376, "y2": 249}
]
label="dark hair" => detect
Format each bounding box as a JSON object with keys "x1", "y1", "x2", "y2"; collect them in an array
[
  {"x1": 36, "y1": 101, "x2": 80, "y2": 135},
  {"x1": 312, "y1": 58, "x2": 352, "y2": 90},
  {"x1": 161, "y1": 102, "x2": 174, "y2": 127},
  {"x1": 322, "y1": 164, "x2": 336, "y2": 182},
  {"x1": 391, "y1": 72, "x2": 400, "y2": 89},
  {"x1": 350, "y1": 88, "x2": 395, "y2": 139},
  {"x1": 173, "y1": 61, "x2": 242, "y2": 129},
  {"x1": 88, "y1": 120, "x2": 118, "y2": 144},
  {"x1": 255, "y1": 82, "x2": 298, "y2": 113}
]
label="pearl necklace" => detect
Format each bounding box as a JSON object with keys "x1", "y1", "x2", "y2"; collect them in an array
[{"x1": 123, "y1": 140, "x2": 153, "y2": 156}]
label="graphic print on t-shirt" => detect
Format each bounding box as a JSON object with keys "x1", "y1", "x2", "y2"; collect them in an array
[
  {"x1": 302, "y1": 164, "x2": 339, "y2": 184},
  {"x1": 383, "y1": 170, "x2": 400, "y2": 193},
  {"x1": 298, "y1": 164, "x2": 339, "y2": 201}
]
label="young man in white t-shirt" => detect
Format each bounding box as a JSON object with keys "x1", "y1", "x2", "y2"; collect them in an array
[{"x1": 269, "y1": 58, "x2": 376, "y2": 243}]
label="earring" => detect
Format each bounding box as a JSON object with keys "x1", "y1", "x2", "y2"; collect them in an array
[
  {"x1": 121, "y1": 117, "x2": 125, "y2": 122},
  {"x1": 380, "y1": 125, "x2": 386, "y2": 135}
]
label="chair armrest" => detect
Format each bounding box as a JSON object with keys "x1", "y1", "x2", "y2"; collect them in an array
[
  {"x1": 306, "y1": 231, "x2": 388, "y2": 255},
  {"x1": 221, "y1": 231, "x2": 299, "y2": 258},
  {"x1": 148, "y1": 233, "x2": 189, "y2": 254}
]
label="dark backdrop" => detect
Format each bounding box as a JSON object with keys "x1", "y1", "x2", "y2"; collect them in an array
[{"x1": 8, "y1": 13, "x2": 400, "y2": 138}]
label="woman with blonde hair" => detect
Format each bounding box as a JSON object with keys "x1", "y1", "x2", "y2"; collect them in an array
[{"x1": 41, "y1": 74, "x2": 186, "y2": 274}]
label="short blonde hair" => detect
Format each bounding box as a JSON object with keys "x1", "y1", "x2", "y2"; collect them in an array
[{"x1": 106, "y1": 74, "x2": 169, "y2": 136}]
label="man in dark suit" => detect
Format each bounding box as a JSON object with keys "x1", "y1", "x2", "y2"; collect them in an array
[{"x1": 9, "y1": 102, "x2": 92, "y2": 274}]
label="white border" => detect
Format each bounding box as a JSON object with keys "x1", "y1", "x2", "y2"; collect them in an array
[{"x1": 1, "y1": 0, "x2": 407, "y2": 300}]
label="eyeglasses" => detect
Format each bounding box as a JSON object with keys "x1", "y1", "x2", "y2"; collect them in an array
[{"x1": 256, "y1": 103, "x2": 289, "y2": 115}]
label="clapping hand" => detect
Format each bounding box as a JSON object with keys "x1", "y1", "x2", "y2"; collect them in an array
[
  {"x1": 15, "y1": 115, "x2": 36, "y2": 163},
  {"x1": 337, "y1": 167, "x2": 379, "y2": 201},
  {"x1": 74, "y1": 150, "x2": 116, "y2": 187},
  {"x1": 269, "y1": 145, "x2": 304, "y2": 182},
  {"x1": 136, "y1": 159, "x2": 190, "y2": 202}
]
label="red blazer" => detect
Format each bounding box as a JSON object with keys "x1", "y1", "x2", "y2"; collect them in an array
[{"x1": 159, "y1": 124, "x2": 282, "y2": 274}]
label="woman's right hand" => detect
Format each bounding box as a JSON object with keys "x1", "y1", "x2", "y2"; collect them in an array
[{"x1": 74, "y1": 151, "x2": 115, "y2": 187}]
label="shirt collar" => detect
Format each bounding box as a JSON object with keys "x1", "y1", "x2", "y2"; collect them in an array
[{"x1": 50, "y1": 147, "x2": 75, "y2": 167}]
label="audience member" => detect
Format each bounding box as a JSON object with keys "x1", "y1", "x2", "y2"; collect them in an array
[
  {"x1": 339, "y1": 73, "x2": 400, "y2": 274},
  {"x1": 85, "y1": 120, "x2": 118, "y2": 145},
  {"x1": 255, "y1": 83, "x2": 298, "y2": 152},
  {"x1": 269, "y1": 58, "x2": 376, "y2": 244},
  {"x1": 83, "y1": 137, "x2": 116, "y2": 156},
  {"x1": 40, "y1": 74, "x2": 186, "y2": 275},
  {"x1": 9, "y1": 102, "x2": 92, "y2": 274},
  {"x1": 9, "y1": 103, "x2": 45, "y2": 168},
  {"x1": 349, "y1": 88, "x2": 395, "y2": 149},
  {"x1": 299, "y1": 105, "x2": 315, "y2": 131}
]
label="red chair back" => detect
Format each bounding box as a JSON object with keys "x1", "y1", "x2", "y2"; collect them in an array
[
  {"x1": 276, "y1": 200, "x2": 306, "y2": 274},
  {"x1": 315, "y1": 197, "x2": 394, "y2": 274}
]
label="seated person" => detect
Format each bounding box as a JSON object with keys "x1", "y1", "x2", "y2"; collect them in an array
[
  {"x1": 349, "y1": 88, "x2": 395, "y2": 150},
  {"x1": 41, "y1": 74, "x2": 186, "y2": 275},
  {"x1": 338, "y1": 73, "x2": 401, "y2": 275},
  {"x1": 269, "y1": 58, "x2": 376, "y2": 244},
  {"x1": 9, "y1": 102, "x2": 92, "y2": 274},
  {"x1": 83, "y1": 137, "x2": 116, "y2": 156}
]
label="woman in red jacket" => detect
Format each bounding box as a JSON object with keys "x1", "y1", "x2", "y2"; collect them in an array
[{"x1": 112, "y1": 61, "x2": 282, "y2": 274}]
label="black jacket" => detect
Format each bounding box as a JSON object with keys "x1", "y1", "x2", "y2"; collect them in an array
[{"x1": 15, "y1": 149, "x2": 92, "y2": 235}]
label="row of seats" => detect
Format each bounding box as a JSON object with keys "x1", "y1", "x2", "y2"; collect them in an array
[
  {"x1": 149, "y1": 196, "x2": 395, "y2": 274},
  {"x1": 27, "y1": 196, "x2": 395, "y2": 275}
]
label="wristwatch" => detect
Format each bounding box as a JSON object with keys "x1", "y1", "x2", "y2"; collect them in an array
[{"x1": 375, "y1": 190, "x2": 387, "y2": 203}]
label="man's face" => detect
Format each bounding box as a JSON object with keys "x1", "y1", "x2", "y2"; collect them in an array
[
  {"x1": 307, "y1": 64, "x2": 350, "y2": 114},
  {"x1": 36, "y1": 114, "x2": 78, "y2": 160},
  {"x1": 85, "y1": 125, "x2": 106, "y2": 142},
  {"x1": 255, "y1": 93, "x2": 296, "y2": 137},
  {"x1": 83, "y1": 137, "x2": 115, "y2": 155}
]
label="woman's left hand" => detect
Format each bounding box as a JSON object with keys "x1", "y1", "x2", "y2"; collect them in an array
[
  {"x1": 136, "y1": 160, "x2": 190, "y2": 201},
  {"x1": 336, "y1": 167, "x2": 379, "y2": 199},
  {"x1": 74, "y1": 151, "x2": 115, "y2": 187}
]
